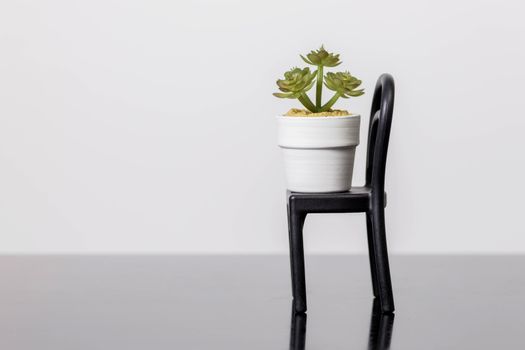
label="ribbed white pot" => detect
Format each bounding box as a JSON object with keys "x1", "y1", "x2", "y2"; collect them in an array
[{"x1": 277, "y1": 115, "x2": 360, "y2": 193}]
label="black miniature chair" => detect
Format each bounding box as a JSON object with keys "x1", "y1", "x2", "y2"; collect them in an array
[{"x1": 287, "y1": 74, "x2": 396, "y2": 314}]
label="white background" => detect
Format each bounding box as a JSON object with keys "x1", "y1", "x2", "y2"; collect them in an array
[{"x1": 1, "y1": 0, "x2": 524, "y2": 254}]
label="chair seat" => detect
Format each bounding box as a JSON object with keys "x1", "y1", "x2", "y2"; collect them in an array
[{"x1": 288, "y1": 187, "x2": 386, "y2": 214}]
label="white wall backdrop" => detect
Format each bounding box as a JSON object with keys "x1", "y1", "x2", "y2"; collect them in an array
[{"x1": 1, "y1": 0, "x2": 524, "y2": 254}]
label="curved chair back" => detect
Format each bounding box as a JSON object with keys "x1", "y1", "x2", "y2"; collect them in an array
[{"x1": 365, "y1": 74, "x2": 395, "y2": 203}]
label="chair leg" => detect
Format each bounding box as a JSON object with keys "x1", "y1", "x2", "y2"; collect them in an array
[
  {"x1": 287, "y1": 205, "x2": 307, "y2": 313},
  {"x1": 366, "y1": 213, "x2": 379, "y2": 297},
  {"x1": 369, "y1": 207, "x2": 395, "y2": 313}
]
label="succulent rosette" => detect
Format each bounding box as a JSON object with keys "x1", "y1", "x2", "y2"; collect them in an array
[
  {"x1": 324, "y1": 72, "x2": 364, "y2": 98},
  {"x1": 273, "y1": 67, "x2": 318, "y2": 111},
  {"x1": 273, "y1": 67, "x2": 316, "y2": 99},
  {"x1": 300, "y1": 46, "x2": 341, "y2": 67}
]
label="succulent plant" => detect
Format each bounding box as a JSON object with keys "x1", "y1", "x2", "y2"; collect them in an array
[{"x1": 274, "y1": 46, "x2": 364, "y2": 113}]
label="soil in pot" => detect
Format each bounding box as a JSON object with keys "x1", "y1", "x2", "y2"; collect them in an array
[{"x1": 284, "y1": 108, "x2": 352, "y2": 117}]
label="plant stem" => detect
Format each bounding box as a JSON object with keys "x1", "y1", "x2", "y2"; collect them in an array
[
  {"x1": 298, "y1": 93, "x2": 318, "y2": 113},
  {"x1": 320, "y1": 92, "x2": 341, "y2": 112},
  {"x1": 316, "y1": 66, "x2": 323, "y2": 108}
]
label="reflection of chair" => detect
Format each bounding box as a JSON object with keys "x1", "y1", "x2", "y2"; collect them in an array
[
  {"x1": 289, "y1": 306, "x2": 307, "y2": 350},
  {"x1": 287, "y1": 74, "x2": 396, "y2": 314},
  {"x1": 288, "y1": 299, "x2": 395, "y2": 350},
  {"x1": 367, "y1": 299, "x2": 395, "y2": 350}
]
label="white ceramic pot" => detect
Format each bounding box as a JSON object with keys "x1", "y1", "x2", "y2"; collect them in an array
[{"x1": 277, "y1": 115, "x2": 360, "y2": 193}]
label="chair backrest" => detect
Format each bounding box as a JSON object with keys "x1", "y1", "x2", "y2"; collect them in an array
[{"x1": 365, "y1": 74, "x2": 395, "y2": 201}]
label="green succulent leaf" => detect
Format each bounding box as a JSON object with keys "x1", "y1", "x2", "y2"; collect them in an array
[
  {"x1": 300, "y1": 55, "x2": 314, "y2": 65},
  {"x1": 301, "y1": 45, "x2": 341, "y2": 67},
  {"x1": 347, "y1": 89, "x2": 364, "y2": 97},
  {"x1": 324, "y1": 71, "x2": 364, "y2": 98},
  {"x1": 273, "y1": 92, "x2": 294, "y2": 98}
]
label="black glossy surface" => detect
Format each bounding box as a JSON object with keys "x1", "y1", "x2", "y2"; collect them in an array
[
  {"x1": 288, "y1": 74, "x2": 396, "y2": 313},
  {"x1": 0, "y1": 255, "x2": 524, "y2": 349}
]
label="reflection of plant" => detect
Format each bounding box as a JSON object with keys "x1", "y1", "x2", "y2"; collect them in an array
[{"x1": 273, "y1": 46, "x2": 364, "y2": 113}]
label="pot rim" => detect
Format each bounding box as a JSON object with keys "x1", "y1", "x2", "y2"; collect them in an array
[{"x1": 276, "y1": 114, "x2": 360, "y2": 120}]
